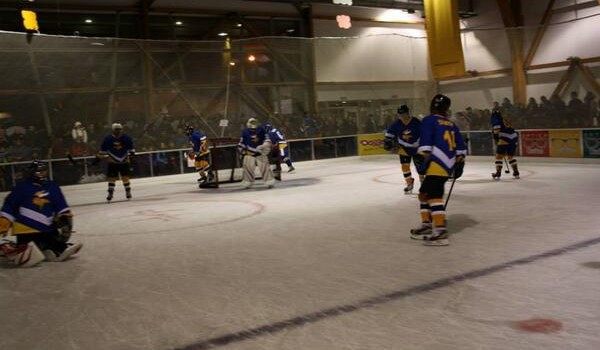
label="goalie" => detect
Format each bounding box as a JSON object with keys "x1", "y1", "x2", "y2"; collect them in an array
[
  {"x1": 237, "y1": 118, "x2": 275, "y2": 189},
  {"x1": 0, "y1": 161, "x2": 82, "y2": 267}
]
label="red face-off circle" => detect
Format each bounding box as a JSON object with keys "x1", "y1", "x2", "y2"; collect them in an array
[{"x1": 514, "y1": 318, "x2": 562, "y2": 333}]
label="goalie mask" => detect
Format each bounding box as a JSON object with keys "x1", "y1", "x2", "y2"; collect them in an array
[
  {"x1": 246, "y1": 118, "x2": 258, "y2": 129},
  {"x1": 28, "y1": 160, "x2": 48, "y2": 184}
]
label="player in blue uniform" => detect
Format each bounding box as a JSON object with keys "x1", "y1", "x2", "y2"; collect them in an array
[
  {"x1": 0, "y1": 161, "x2": 82, "y2": 267},
  {"x1": 185, "y1": 125, "x2": 214, "y2": 188},
  {"x1": 262, "y1": 122, "x2": 295, "y2": 181},
  {"x1": 491, "y1": 110, "x2": 520, "y2": 180},
  {"x1": 384, "y1": 104, "x2": 424, "y2": 194},
  {"x1": 99, "y1": 123, "x2": 135, "y2": 201},
  {"x1": 410, "y1": 94, "x2": 467, "y2": 246},
  {"x1": 238, "y1": 118, "x2": 275, "y2": 189}
]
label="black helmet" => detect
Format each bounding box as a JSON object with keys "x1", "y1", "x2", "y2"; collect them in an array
[
  {"x1": 185, "y1": 125, "x2": 193, "y2": 135},
  {"x1": 28, "y1": 160, "x2": 48, "y2": 184},
  {"x1": 430, "y1": 94, "x2": 451, "y2": 114},
  {"x1": 397, "y1": 104, "x2": 409, "y2": 115}
]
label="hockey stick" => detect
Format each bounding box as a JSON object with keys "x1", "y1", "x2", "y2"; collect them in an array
[
  {"x1": 504, "y1": 157, "x2": 510, "y2": 174},
  {"x1": 444, "y1": 175, "x2": 457, "y2": 210},
  {"x1": 66, "y1": 153, "x2": 101, "y2": 166}
]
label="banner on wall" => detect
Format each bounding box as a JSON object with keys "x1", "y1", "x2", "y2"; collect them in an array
[
  {"x1": 583, "y1": 130, "x2": 600, "y2": 158},
  {"x1": 520, "y1": 130, "x2": 549, "y2": 157},
  {"x1": 357, "y1": 134, "x2": 387, "y2": 156},
  {"x1": 549, "y1": 130, "x2": 582, "y2": 158}
]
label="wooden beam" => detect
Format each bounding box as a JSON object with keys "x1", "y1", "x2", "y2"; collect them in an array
[
  {"x1": 551, "y1": 59, "x2": 578, "y2": 98},
  {"x1": 552, "y1": 0, "x2": 598, "y2": 14},
  {"x1": 577, "y1": 60, "x2": 600, "y2": 96},
  {"x1": 524, "y1": 0, "x2": 554, "y2": 69},
  {"x1": 496, "y1": 0, "x2": 527, "y2": 106}
]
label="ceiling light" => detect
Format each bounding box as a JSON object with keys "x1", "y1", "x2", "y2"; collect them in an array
[
  {"x1": 84, "y1": 19, "x2": 93, "y2": 23},
  {"x1": 218, "y1": 32, "x2": 228, "y2": 37},
  {"x1": 286, "y1": 28, "x2": 295, "y2": 33},
  {"x1": 229, "y1": 62, "x2": 236, "y2": 66},
  {"x1": 175, "y1": 21, "x2": 183, "y2": 26},
  {"x1": 247, "y1": 54, "x2": 256, "y2": 62},
  {"x1": 235, "y1": 23, "x2": 242, "y2": 28}
]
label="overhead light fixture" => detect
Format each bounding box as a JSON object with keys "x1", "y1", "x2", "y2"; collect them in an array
[
  {"x1": 85, "y1": 19, "x2": 93, "y2": 23},
  {"x1": 175, "y1": 21, "x2": 183, "y2": 26},
  {"x1": 247, "y1": 54, "x2": 256, "y2": 62},
  {"x1": 229, "y1": 61, "x2": 236, "y2": 66},
  {"x1": 235, "y1": 23, "x2": 242, "y2": 28},
  {"x1": 218, "y1": 32, "x2": 228, "y2": 37},
  {"x1": 286, "y1": 28, "x2": 295, "y2": 33}
]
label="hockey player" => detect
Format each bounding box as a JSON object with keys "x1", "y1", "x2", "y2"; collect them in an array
[
  {"x1": 410, "y1": 94, "x2": 467, "y2": 246},
  {"x1": 0, "y1": 160, "x2": 82, "y2": 267},
  {"x1": 185, "y1": 125, "x2": 214, "y2": 188},
  {"x1": 491, "y1": 110, "x2": 520, "y2": 180},
  {"x1": 99, "y1": 123, "x2": 135, "y2": 201},
  {"x1": 384, "y1": 104, "x2": 424, "y2": 194},
  {"x1": 238, "y1": 118, "x2": 275, "y2": 189},
  {"x1": 262, "y1": 122, "x2": 295, "y2": 181}
]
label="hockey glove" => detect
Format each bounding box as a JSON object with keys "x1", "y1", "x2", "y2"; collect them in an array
[
  {"x1": 452, "y1": 157, "x2": 465, "y2": 179},
  {"x1": 383, "y1": 137, "x2": 395, "y2": 151},
  {"x1": 416, "y1": 153, "x2": 430, "y2": 174},
  {"x1": 56, "y1": 214, "x2": 73, "y2": 242}
]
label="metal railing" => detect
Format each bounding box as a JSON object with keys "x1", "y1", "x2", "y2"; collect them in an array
[{"x1": 0, "y1": 135, "x2": 359, "y2": 191}]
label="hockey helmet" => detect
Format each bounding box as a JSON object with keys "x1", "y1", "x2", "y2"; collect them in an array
[
  {"x1": 262, "y1": 122, "x2": 273, "y2": 132},
  {"x1": 112, "y1": 123, "x2": 123, "y2": 131},
  {"x1": 430, "y1": 94, "x2": 451, "y2": 114},
  {"x1": 28, "y1": 160, "x2": 48, "y2": 184},
  {"x1": 397, "y1": 104, "x2": 409, "y2": 115},
  {"x1": 185, "y1": 125, "x2": 194, "y2": 135},
  {"x1": 246, "y1": 117, "x2": 258, "y2": 129}
]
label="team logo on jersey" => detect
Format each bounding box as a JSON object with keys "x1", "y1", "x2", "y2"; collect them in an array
[
  {"x1": 401, "y1": 130, "x2": 412, "y2": 141},
  {"x1": 32, "y1": 191, "x2": 50, "y2": 209},
  {"x1": 113, "y1": 141, "x2": 122, "y2": 150}
]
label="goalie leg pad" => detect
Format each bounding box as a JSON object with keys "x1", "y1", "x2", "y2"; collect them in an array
[
  {"x1": 1, "y1": 241, "x2": 45, "y2": 267},
  {"x1": 241, "y1": 155, "x2": 256, "y2": 187},
  {"x1": 257, "y1": 155, "x2": 275, "y2": 187}
]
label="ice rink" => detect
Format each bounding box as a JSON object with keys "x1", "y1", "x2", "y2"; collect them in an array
[{"x1": 1, "y1": 155, "x2": 600, "y2": 350}]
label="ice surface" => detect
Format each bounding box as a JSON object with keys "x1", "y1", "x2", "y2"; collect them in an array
[{"x1": 1, "y1": 156, "x2": 599, "y2": 350}]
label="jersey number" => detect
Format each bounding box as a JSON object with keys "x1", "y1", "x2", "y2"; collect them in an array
[{"x1": 444, "y1": 130, "x2": 456, "y2": 151}]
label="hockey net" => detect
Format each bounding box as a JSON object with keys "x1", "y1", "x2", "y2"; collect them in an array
[{"x1": 207, "y1": 137, "x2": 244, "y2": 187}]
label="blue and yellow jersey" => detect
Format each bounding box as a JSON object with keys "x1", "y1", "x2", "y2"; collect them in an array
[
  {"x1": 384, "y1": 117, "x2": 421, "y2": 156},
  {"x1": 100, "y1": 134, "x2": 135, "y2": 163},
  {"x1": 189, "y1": 130, "x2": 209, "y2": 156},
  {"x1": 418, "y1": 114, "x2": 467, "y2": 177},
  {"x1": 1, "y1": 179, "x2": 70, "y2": 235},
  {"x1": 238, "y1": 127, "x2": 266, "y2": 156},
  {"x1": 491, "y1": 114, "x2": 518, "y2": 145},
  {"x1": 267, "y1": 128, "x2": 288, "y2": 156}
]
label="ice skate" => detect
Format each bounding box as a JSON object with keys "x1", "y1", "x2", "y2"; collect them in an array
[
  {"x1": 423, "y1": 229, "x2": 449, "y2": 246},
  {"x1": 126, "y1": 190, "x2": 132, "y2": 200},
  {"x1": 410, "y1": 223, "x2": 432, "y2": 240},
  {"x1": 403, "y1": 182, "x2": 414, "y2": 194},
  {"x1": 106, "y1": 190, "x2": 114, "y2": 201},
  {"x1": 492, "y1": 171, "x2": 501, "y2": 181},
  {"x1": 513, "y1": 170, "x2": 520, "y2": 179},
  {"x1": 287, "y1": 166, "x2": 295, "y2": 173}
]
